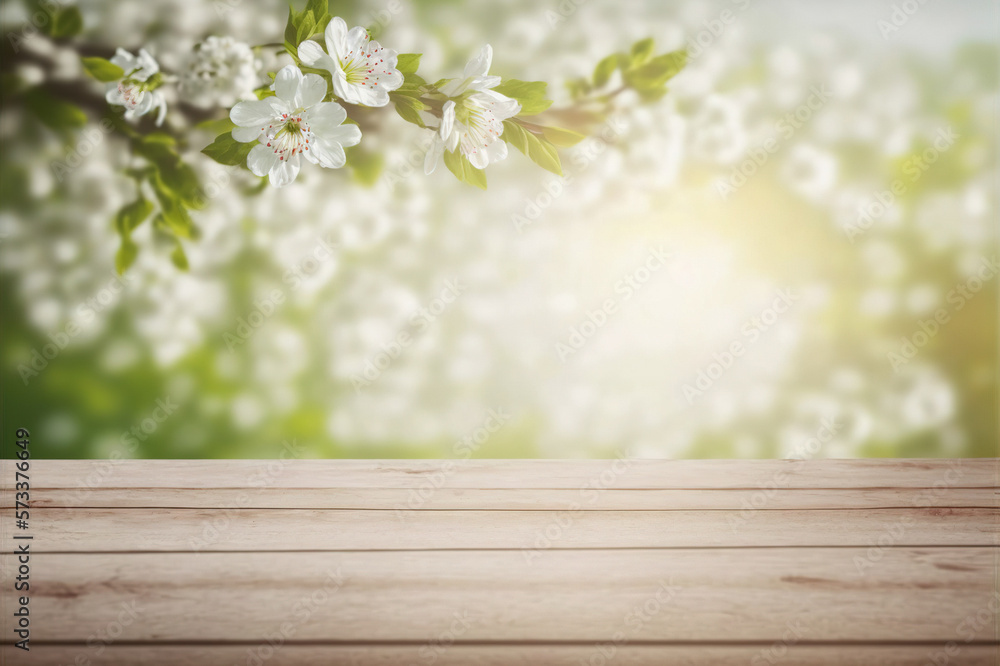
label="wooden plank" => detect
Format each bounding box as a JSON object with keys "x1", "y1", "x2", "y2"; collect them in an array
[
  {"x1": 24, "y1": 486, "x2": 999, "y2": 510},
  {"x1": 5, "y1": 644, "x2": 998, "y2": 666},
  {"x1": 2, "y1": 458, "x2": 994, "y2": 490},
  {"x1": 3, "y1": 507, "x2": 994, "y2": 551},
  {"x1": 2, "y1": 548, "x2": 994, "y2": 642}
]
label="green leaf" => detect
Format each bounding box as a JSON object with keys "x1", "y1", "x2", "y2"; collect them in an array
[
  {"x1": 283, "y1": 7, "x2": 298, "y2": 46},
  {"x1": 305, "y1": 0, "x2": 331, "y2": 29},
  {"x1": 625, "y1": 49, "x2": 687, "y2": 92},
  {"x1": 442, "y1": 150, "x2": 487, "y2": 190},
  {"x1": 196, "y1": 116, "x2": 237, "y2": 135},
  {"x1": 396, "y1": 54, "x2": 421, "y2": 76},
  {"x1": 540, "y1": 125, "x2": 586, "y2": 148},
  {"x1": 392, "y1": 94, "x2": 427, "y2": 127},
  {"x1": 25, "y1": 88, "x2": 87, "y2": 132},
  {"x1": 296, "y1": 10, "x2": 317, "y2": 44},
  {"x1": 170, "y1": 243, "x2": 189, "y2": 270},
  {"x1": 346, "y1": 145, "x2": 384, "y2": 187},
  {"x1": 115, "y1": 240, "x2": 138, "y2": 275},
  {"x1": 114, "y1": 197, "x2": 154, "y2": 235},
  {"x1": 502, "y1": 121, "x2": 562, "y2": 176},
  {"x1": 50, "y1": 6, "x2": 83, "y2": 38},
  {"x1": 134, "y1": 137, "x2": 204, "y2": 210},
  {"x1": 151, "y1": 174, "x2": 199, "y2": 240},
  {"x1": 112, "y1": 196, "x2": 153, "y2": 275},
  {"x1": 201, "y1": 132, "x2": 255, "y2": 167},
  {"x1": 493, "y1": 79, "x2": 553, "y2": 116},
  {"x1": 592, "y1": 54, "x2": 620, "y2": 88},
  {"x1": 630, "y1": 38, "x2": 655, "y2": 66},
  {"x1": 81, "y1": 56, "x2": 124, "y2": 82}
]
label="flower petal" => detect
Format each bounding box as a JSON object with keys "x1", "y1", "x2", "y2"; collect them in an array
[
  {"x1": 325, "y1": 123, "x2": 362, "y2": 148},
  {"x1": 310, "y1": 138, "x2": 347, "y2": 169},
  {"x1": 324, "y1": 17, "x2": 349, "y2": 59},
  {"x1": 304, "y1": 102, "x2": 347, "y2": 134},
  {"x1": 232, "y1": 125, "x2": 262, "y2": 142},
  {"x1": 475, "y1": 90, "x2": 521, "y2": 120},
  {"x1": 345, "y1": 25, "x2": 369, "y2": 51},
  {"x1": 269, "y1": 152, "x2": 301, "y2": 187},
  {"x1": 464, "y1": 44, "x2": 493, "y2": 80},
  {"x1": 295, "y1": 73, "x2": 327, "y2": 109},
  {"x1": 273, "y1": 65, "x2": 303, "y2": 103},
  {"x1": 297, "y1": 40, "x2": 336, "y2": 72},
  {"x1": 466, "y1": 145, "x2": 489, "y2": 169},
  {"x1": 439, "y1": 100, "x2": 456, "y2": 139},
  {"x1": 424, "y1": 138, "x2": 444, "y2": 175},
  {"x1": 485, "y1": 138, "x2": 508, "y2": 163},
  {"x1": 247, "y1": 144, "x2": 278, "y2": 178},
  {"x1": 230, "y1": 98, "x2": 277, "y2": 127},
  {"x1": 105, "y1": 86, "x2": 125, "y2": 105}
]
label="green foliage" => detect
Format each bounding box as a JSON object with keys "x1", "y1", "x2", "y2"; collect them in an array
[
  {"x1": 134, "y1": 134, "x2": 205, "y2": 210},
  {"x1": 576, "y1": 38, "x2": 687, "y2": 103},
  {"x1": 345, "y1": 145, "x2": 384, "y2": 186},
  {"x1": 49, "y1": 6, "x2": 83, "y2": 38},
  {"x1": 283, "y1": 0, "x2": 332, "y2": 57},
  {"x1": 113, "y1": 197, "x2": 154, "y2": 274},
  {"x1": 493, "y1": 79, "x2": 552, "y2": 116},
  {"x1": 81, "y1": 57, "x2": 125, "y2": 82},
  {"x1": 592, "y1": 54, "x2": 620, "y2": 88},
  {"x1": 392, "y1": 94, "x2": 428, "y2": 127},
  {"x1": 24, "y1": 88, "x2": 87, "y2": 133},
  {"x1": 396, "y1": 54, "x2": 421, "y2": 76},
  {"x1": 443, "y1": 149, "x2": 487, "y2": 190},
  {"x1": 624, "y1": 49, "x2": 687, "y2": 95},
  {"x1": 202, "y1": 132, "x2": 255, "y2": 167},
  {"x1": 630, "y1": 38, "x2": 655, "y2": 66},
  {"x1": 540, "y1": 125, "x2": 586, "y2": 148},
  {"x1": 501, "y1": 120, "x2": 562, "y2": 176}
]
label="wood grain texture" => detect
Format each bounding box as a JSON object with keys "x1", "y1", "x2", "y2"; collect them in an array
[
  {"x1": 1, "y1": 458, "x2": 994, "y2": 489},
  {"x1": 3, "y1": 507, "x2": 995, "y2": 551},
  {"x1": 0, "y1": 459, "x2": 997, "y2": 666},
  {"x1": 4, "y1": 645, "x2": 999, "y2": 666}
]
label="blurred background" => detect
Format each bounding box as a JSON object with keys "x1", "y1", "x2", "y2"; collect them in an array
[{"x1": 0, "y1": 0, "x2": 996, "y2": 459}]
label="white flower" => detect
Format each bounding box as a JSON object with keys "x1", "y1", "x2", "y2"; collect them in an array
[
  {"x1": 297, "y1": 17, "x2": 403, "y2": 107},
  {"x1": 181, "y1": 36, "x2": 260, "y2": 108},
  {"x1": 105, "y1": 48, "x2": 167, "y2": 126},
  {"x1": 229, "y1": 65, "x2": 361, "y2": 188},
  {"x1": 424, "y1": 45, "x2": 520, "y2": 174}
]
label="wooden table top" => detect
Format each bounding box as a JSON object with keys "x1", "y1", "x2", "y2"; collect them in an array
[{"x1": 2, "y1": 458, "x2": 998, "y2": 665}]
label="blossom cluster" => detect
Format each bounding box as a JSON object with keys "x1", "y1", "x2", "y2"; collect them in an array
[{"x1": 102, "y1": 16, "x2": 526, "y2": 188}]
